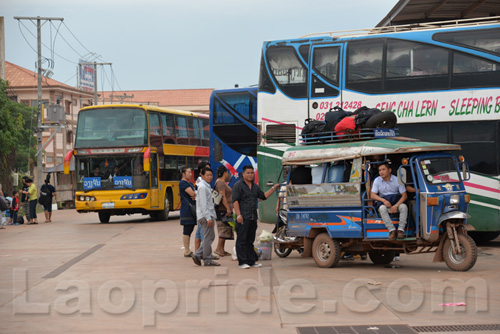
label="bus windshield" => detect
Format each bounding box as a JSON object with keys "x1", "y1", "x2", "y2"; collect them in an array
[
  {"x1": 75, "y1": 108, "x2": 147, "y2": 148},
  {"x1": 75, "y1": 154, "x2": 149, "y2": 191}
]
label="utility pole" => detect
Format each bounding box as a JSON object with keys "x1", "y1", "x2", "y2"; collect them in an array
[
  {"x1": 14, "y1": 16, "x2": 63, "y2": 192},
  {"x1": 93, "y1": 61, "x2": 112, "y2": 105},
  {"x1": 0, "y1": 17, "x2": 5, "y2": 80}
]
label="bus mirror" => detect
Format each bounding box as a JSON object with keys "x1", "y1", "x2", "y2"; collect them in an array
[
  {"x1": 143, "y1": 148, "x2": 151, "y2": 172},
  {"x1": 461, "y1": 162, "x2": 470, "y2": 181},
  {"x1": 397, "y1": 167, "x2": 407, "y2": 185}
]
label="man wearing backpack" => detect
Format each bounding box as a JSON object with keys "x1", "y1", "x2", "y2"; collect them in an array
[{"x1": 40, "y1": 178, "x2": 56, "y2": 223}]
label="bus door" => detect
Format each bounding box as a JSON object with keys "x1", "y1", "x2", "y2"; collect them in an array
[
  {"x1": 308, "y1": 44, "x2": 343, "y2": 121},
  {"x1": 150, "y1": 153, "x2": 160, "y2": 208}
]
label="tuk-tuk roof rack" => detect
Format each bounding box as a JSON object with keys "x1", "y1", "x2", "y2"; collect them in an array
[{"x1": 300, "y1": 128, "x2": 399, "y2": 145}]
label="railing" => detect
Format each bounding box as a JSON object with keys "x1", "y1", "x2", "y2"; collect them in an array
[
  {"x1": 300, "y1": 16, "x2": 500, "y2": 38},
  {"x1": 300, "y1": 128, "x2": 399, "y2": 145}
]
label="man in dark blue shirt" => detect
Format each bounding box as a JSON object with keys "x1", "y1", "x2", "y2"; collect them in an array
[{"x1": 232, "y1": 165, "x2": 279, "y2": 269}]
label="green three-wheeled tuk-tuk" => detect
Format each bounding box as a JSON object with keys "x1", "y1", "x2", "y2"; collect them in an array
[{"x1": 274, "y1": 129, "x2": 478, "y2": 271}]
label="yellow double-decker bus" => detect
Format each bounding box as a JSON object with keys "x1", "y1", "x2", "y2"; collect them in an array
[{"x1": 65, "y1": 104, "x2": 209, "y2": 223}]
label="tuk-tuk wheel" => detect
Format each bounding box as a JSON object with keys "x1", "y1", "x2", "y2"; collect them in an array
[
  {"x1": 443, "y1": 234, "x2": 477, "y2": 272},
  {"x1": 274, "y1": 244, "x2": 293, "y2": 258},
  {"x1": 368, "y1": 250, "x2": 396, "y2": 265},
  {"x1": 312, "y1": 233, "x2": 341, "y2": 268}
]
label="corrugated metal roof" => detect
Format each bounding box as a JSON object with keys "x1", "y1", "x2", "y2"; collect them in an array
[
  {"x1": 99, "y1": 89, "x2": 214, "y2": 107},
  {"x1": 377, "y1": 0, "x2": 500, "y2": 27}
]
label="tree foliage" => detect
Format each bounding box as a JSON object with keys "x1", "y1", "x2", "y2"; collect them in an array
[{"x1": 0, "y1": 79, "x2": 37, "y2": 191}]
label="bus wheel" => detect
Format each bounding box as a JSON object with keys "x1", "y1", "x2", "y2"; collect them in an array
[
  {"x1": 98, "y1": 212, "x2": 110, "y2": 223},
  {"x1": 156, "y1": 193, "x2": 170, "y2": 221},
  {"x1": 469, "y1": 231, "x2": 500, "y2": 244},
  {"x1": 274, "y1": 243, "x2": 293, "y2": 258},
  {"x1": 368, "y1": 250, "x2": 396, "y2": 265},
  {"x1": 312, "y1": 233, "x2": 341, "y2": 268},
  {"x1": 443, "y1": 234, "x2": 477, "y2": 272},
  {"x1": 364, "y1": 112, "x2": 397, "y2": 129}
]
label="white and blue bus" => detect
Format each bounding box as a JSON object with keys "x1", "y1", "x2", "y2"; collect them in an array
[
  {"x1": 257, "y1": 17, "x2": 500, "y2": 241},
  {"x1": 209, "y1": 87, "x2": 259, "y2": 186}
]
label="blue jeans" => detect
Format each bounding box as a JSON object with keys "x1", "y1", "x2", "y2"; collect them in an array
[{"x1": 195, "y1": 221, "x2": 204, "y2": 241}]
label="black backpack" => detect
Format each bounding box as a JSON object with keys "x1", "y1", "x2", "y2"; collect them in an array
[
  {"x1": 354, "y1": 107, "x2": 381, "y2": 129},
  {"x1": 38, "y1": 186, "x2": 51, "y2": 206},
  {"x1": 324, "y1": 107, "x2": 348, "y2": 132},
  {"x1": 301, "y1": 118, "x2": 326, "y2": 135}
]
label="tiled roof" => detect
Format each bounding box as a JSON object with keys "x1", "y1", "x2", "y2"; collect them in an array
[
  {"x1": 100, "y1": 89, "x2": 214, "y2": 107},
  {"x1": 5, "y1": 61, "x2": 80, "y2": 91}
]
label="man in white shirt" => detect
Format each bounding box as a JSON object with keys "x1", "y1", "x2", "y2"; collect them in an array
[
  {"x1": 370, "y1": 162, "x2": 408, "y2": 240},
  {"x1": 192, "y1": 167, "x2": 219, "y2": 266}
]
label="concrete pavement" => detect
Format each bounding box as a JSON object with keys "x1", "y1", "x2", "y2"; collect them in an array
[{"x1": 0, "y1": 209, "x2": 499, "y2": 333}]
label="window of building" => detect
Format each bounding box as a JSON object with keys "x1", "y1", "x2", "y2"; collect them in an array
[
  {"x1": 46, "y1": 156, "x2": 54, "y2": 163},
  {"x1": 56, "y1": 157, "x2": 63, "y2": 164},
  {"x1": 67, "y1": 130, "x2": 73, "y2": 145},
  {"x1": 65, "y1": 100, "x2": 71, "y2": 114},
  {"x1": 386, "y1": 39, "x2": 449, "y2": 92},
  {"x1": 266, "y1": 46, "x2": 308, "y2": 98},
  {"x1": 346, "y1": 39, "x2": 383, "y2": 93}
]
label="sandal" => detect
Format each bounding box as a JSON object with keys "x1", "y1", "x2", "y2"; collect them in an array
[
  {"x1": 184, "y1": 252, "x2": 193, "y2": 258},
  {"x1": 204, "y1": 262, "x2": 221, "y2": 266},
  {"x1": 223, "y1": 251, "x2": 231, "y2": 256},
  {"x1": 214, "y1": 250, "x2": 225, "y2": 257},
  {"x1": 211, "y1": 255, "x2": 220, "y2": 260}
]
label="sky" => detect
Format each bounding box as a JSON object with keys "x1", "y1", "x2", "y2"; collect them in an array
[{"x1": 2, "y1": 0, "x2": 399, "y2": 92}]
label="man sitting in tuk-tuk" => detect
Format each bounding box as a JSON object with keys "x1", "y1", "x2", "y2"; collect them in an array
[{"x1": 370, "y1": 162, "x2": 408, "y2": 240}]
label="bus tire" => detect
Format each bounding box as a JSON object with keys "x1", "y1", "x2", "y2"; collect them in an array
[
  {"x1": 368, "y1": 250, "x2": 396, "y2": 265},
  {"x1": 364, "y1": 112, "x2": 397, "y2": 129},
  {"x1": 469, "y1": 231, "x2": 500, "y2": 244},
  {"x1": 312, "y1": 233, "x2": 341, "y2": 268},
  {"x1": 98, "y1": 212, "x2": 110, "y2": 223},
  {"x1": 156, "y1": 192, "x2": 170, "y2": 221},
  {"x1": 443, "y1": 234, "x2": 477, "y2": 272}
]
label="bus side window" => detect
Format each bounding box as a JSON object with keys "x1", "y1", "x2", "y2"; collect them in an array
[
  {"x1": 188, "y1": 117, "x2": 201, "y2": 146},
  {"x1": 200, "y1": 118, "x2": 209, "y2": 147},
  {"x1": 175, "y1": 116, "x2": 189, "y2": 145},
  {"x1": 161, "y1": 114, "x2": 176, "y2": 144},
  {"x1": 149, "y1": 112, "x2": 162, "y2": 148},
  {"x1": 346, "y1": 39, "x2": 383, "y2": 93}
]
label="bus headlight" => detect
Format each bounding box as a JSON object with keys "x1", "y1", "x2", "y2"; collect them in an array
[
  {"x1": 450, "y1": 194, "x2": 460, "y2": 204},
  {"x1": 79, "y1": 196, "x2": 85, "y2": 201},
  {"x1": 85, "y1": 196, "x2": 91, "y2": 201}
]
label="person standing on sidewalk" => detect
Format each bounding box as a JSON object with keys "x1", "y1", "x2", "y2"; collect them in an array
[
  {"x1": 214, "y1": 165, "x2": 234, "y2": 257},
  {"x1": 9, "y1": 190, "x2": 19, "y2": 226},
  {"x1": 40, "y1": 178, "x2": 56, "y2": 223},
  {"x1": 21, "y1": 176, "x2": 30, "y2": 223},
  {"x1": 232, "y1": 165, "x2": 279, "y2": 269},
  {"x1": 23, "y1": 178, "x2": 38, "y2": 225},
  {"x1": 179, "y1": 167, "x2": 196, "y2": 257},
  {"x1": 192, "y1": 167, "x2": 219, "y2": 267}
]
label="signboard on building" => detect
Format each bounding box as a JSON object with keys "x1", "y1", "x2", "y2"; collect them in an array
[{"x1": 79, "y1": 60, "x2": 94, "y2": 92}]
